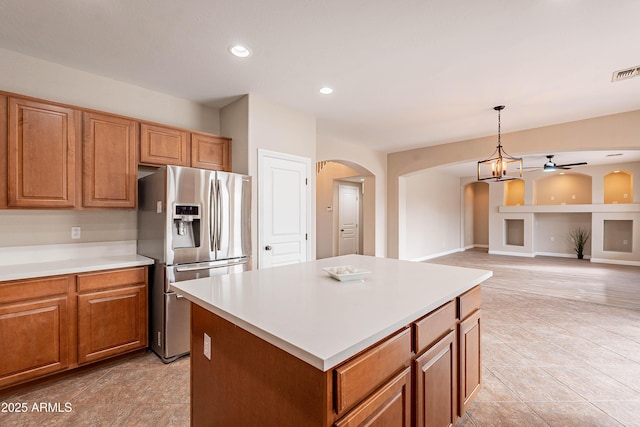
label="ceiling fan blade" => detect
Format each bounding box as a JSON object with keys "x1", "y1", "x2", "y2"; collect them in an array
[{"x1": 557, "y1": 162, "x2": 587, "y2": 167}]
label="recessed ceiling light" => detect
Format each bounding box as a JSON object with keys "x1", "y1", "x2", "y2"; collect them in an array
[
  {"x1": 319, "y1": 87, "x2": 334, "y2": 95},
  {"x1": 229, "y1": 45, "x2": 251, "y2": 58}
]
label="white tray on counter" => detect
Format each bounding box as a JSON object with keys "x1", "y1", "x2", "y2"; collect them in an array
[{"x1": 322, "y1": 265, "x2": 371, "y2": 281}]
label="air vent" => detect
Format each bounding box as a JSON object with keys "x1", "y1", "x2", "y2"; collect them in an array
[{"x1": 612, "y1": 66, "x2": 640, "y2": 82}]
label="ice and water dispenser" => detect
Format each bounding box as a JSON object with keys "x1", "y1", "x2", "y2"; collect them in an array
[{"x1": 172, "y1": 204, "x2": 201, "y2": 248}]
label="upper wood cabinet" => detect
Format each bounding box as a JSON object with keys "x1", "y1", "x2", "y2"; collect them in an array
[
  {"x1": 191, "y1": 132, "x2": 230, "y2": 171},
  {"x1": 7, "y1": 97, "x2": 80, "y2": 208},
  {"x1": 82, "y1": 112, "x2": 138, "y2": 208},
  {"x1": 139, "y1": 122, "x2": 190, "y2": 167}
]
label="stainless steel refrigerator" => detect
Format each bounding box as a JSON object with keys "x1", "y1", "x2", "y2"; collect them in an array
[{"x1": 137, "y1": 165, "x2": 251, "y2": 362}]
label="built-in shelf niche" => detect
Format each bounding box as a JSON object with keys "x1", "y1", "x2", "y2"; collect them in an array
[
  {"x1": 534, "y1": 173, "x2": 592, "y2": 205},
  {"x1": 505, "y1": 219, "x2": 524, "y2": 246},
  {"x1": 603, "y1": 220, "x2": 633, "y2": 252},
  {"x1": 504, "y1": 179, "x2": 524, "y2": 206},
  {"x1": 604, "y1": 170, "x2": 633, "y2": 204}
]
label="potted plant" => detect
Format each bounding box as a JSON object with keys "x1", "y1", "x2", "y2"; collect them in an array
[{"x1": 569, "y1": 227, "x2": 590, "y2": 259}]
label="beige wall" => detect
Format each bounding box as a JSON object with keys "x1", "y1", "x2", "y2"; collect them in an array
[
  {"x1": 472, "y1": 183, "x2": 489, "y2": 246},
  {"x1": 387, "y1": 110, "x2": 640, "y2": 258},
  {"x1": 221, "y1": 94, "x2": 317, "y2": 262},
  {"x1": 399, "y1": 169, "x2": 461, "y2": 261},
  {"x1": 0, "y1": 48, "x2": 220, "y2": 248}
]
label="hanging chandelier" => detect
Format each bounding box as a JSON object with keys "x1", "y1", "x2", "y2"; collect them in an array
[{"x1": 477, "y1": 105, "x2": 523, "y2": 181}]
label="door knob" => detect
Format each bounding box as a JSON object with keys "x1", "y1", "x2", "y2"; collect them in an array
[{"x1": 265, "y1": 245, "x2": 272, "y2": 251}]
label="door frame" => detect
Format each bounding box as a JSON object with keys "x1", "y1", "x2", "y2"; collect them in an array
[
  {"x1": 258, "y1": 149, "x2": 312, "y2": 269},
  {"x1": 337, "y1": 183, "x2": 361, "y2": 255}
]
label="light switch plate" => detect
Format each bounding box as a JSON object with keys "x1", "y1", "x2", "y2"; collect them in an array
[
  {"x1": 71, "y1": 227, "x2": 81, "y2": 239},
  {"x1": 203, "y1": 333, "x2": 211, "y2": 360}
]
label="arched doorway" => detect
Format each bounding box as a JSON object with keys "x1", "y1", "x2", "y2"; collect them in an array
[{"x1": 316, "y1": 160, "x2": 376, "y2": 259}]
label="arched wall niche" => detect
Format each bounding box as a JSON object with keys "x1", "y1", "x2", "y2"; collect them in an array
[
  {"x1": 604, "y1": 170, "x2": 633, "y2": 204},
  {"x1": 534, "y1": 172, "x2": 592, "y2": 205},
  {"x1": 504, "y1": 179, "x2": 525, "y2": 206}
]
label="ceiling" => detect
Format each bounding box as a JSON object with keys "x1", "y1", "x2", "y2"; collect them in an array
[{"x1": 1, "y1": 0, "x2": 640, "y2": 155}]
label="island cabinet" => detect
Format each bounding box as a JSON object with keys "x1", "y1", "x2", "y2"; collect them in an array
[
  {"x1": 457, "y1": 286, "x2": 482, "y2": 415},
  {"x1": 413, "y1": 300, "x2": 458, "y2": 427},
  {"x1": 0, "y1": 276, "x2": 71, "y2": 389},
  {"x1": 82, "y1": 111, "x2": 138, "y2": 208},
  {"x1": 6, "y1": 96, "x2": 80, "y2": 208},
  {"x1": 0, "y1": 266, "x2": 148, "y2": 391},
  {"x1": 190, "y1": 288, "x2": 482, "y2": 427}
]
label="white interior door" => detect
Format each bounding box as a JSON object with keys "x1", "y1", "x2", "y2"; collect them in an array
[
  {"x1": 338, "y1": 184, "x2": 359, "y2": 255},
  {"x1": 258, "y1": 149, "x2": 310, "y2": 269}
]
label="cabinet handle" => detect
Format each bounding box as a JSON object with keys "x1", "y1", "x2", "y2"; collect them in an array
[{"x1": 265, "y1": 245, "x2": 272, "y2": 251}]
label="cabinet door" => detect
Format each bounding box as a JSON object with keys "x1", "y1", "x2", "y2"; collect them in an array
[
  {"x1": 77, "y1": 284, "x2": 147, "y2": 364},
  {"x1": 191, "y1": 132, "x2": 230, "y2": 171},
  {"x1": 0, "y1": 94, "x2": 7, "y2": 208},
  {"x1": 459, "y1": 309, "x2": 481, "y2": 415},
  {"x1": 415, "y1": 330, "x2": 457, "y2": 427},
  {"x1": 140, "y1": 122, "x2": 189, "y2": 166},
  {"x1": 83, "y1": 112, "x2": 137, "y2": 208},
  {"x1": 7, "y1": 97, "x2": 79, "y2": 207},
  {"x1": 335, "y1": 367, "x2": 411, "y2": 427},
  {"x1": 0, "y1": 296, "x2": 69, "y2": 388}
]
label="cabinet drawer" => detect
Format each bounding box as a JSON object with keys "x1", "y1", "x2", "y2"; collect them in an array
[
  {"x1": 334, "y1": 367, "x2": 411, "y2": 427},
  {"x1": 77, "y1": 267, "x2": 146, "y2": 293},
  {"x1": 414, "y1": 300, "x2": 456, "y2": 355},
  {"x1": 0, "y1": 276, "x2": 69, "y2": 304},
  {"x1": 334, "y1": 328, "x2": 411, "y2": 415},
  {"x1": 458, "y1": 286, "x2": 481, "y2": 320}
]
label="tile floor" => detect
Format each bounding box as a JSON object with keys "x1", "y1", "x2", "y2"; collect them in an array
[{"x1": 1, "y1": 252, "x2": 639, "y2": 426}]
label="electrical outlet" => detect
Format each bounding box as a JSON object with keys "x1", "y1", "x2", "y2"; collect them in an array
[
  {"x1": 203, "y1": 333, "x2": 211, "y2": 360},
  {"x1": 71, "y1": 226, "x2": 81, "y2": 239},
  {"x1": 550, "y1": 236, "x2": 555, "y2": 241},
  {"x1": 623, "y1": 240, "x2": 629, "y2": 245}
]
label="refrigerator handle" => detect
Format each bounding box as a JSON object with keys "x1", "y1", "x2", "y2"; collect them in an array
[
  {"x1": 216, "y1": 179, "x2": 222, "y2": 250},
  {"x1": 209, "y1": 181, "x2": 216, "y2": 250}
]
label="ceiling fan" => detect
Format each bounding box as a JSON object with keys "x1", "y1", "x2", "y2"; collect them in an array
[{"x1": 524, "y1": 155, "x2": 588, "y2": 172}]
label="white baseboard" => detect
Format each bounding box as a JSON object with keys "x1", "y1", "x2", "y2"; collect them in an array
[
  {"x1": 488, "y1": 250, "x2": 535, "y2": 258},
  {"x1": 411, "y1": 248, "x2": 463, "y2": 262},
  {"x1": 589, "y1": 258, "x2": 640, "y2": 267},
  {"x1": 534, "y1": 251, "x2": 589, "y2": 259}
]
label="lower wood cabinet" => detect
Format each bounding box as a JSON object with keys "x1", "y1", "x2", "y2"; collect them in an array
[
  {"x1": 335, "y1": 367, "x2": 412, "y2": 427},
  {"x1": 76, "y1": 268, "x2": 148, "y2": 364},
  {"x1": 0, "y1": 276, "x2": 71, "y2": 389},
  {"x1": 414, "y1": 330, "x2": 457, "y2": 427},
  {"x1": 459, "y1": 309, "x2": 481, "y2": 414},
  {"x1": 0, "y1": 266, "x2": 148, "y2": 391}
]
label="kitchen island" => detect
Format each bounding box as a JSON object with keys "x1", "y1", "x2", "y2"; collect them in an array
[{"x1": 170, "y1": 254, "x2": 492, "y2": 426}]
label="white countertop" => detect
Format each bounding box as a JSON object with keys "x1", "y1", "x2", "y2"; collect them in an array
[
  {"x1": 0, "y1": 241, "x2": 154, "y2": 282},
  {"x1": 170, "y1": 254, "x2": 492, "y2": 371}
]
